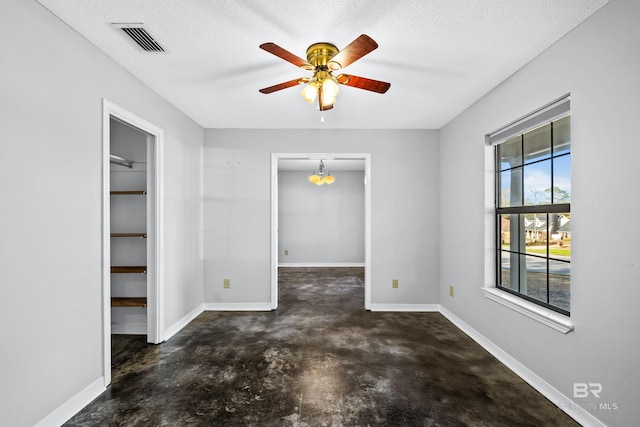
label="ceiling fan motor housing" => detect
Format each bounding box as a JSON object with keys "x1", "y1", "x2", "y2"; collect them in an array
[{"x1": 306, "y1": 43, "x2": 339, "y2": 69}]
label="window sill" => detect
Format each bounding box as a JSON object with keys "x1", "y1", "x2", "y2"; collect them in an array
[{"x1": 482, "y1": 287, "x2": 574, "y2": 334}]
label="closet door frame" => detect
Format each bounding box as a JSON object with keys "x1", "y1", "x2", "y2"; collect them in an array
[{"x1": 102, "y1": 99, "x2": 165, "y2": 387}]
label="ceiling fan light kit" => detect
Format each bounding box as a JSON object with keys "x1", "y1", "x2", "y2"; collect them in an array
[{"x1": 259, "y1": 34, "x2": 390, "y2": 115}]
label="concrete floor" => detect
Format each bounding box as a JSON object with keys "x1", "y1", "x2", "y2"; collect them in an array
[{"x1": 66, "y1": 267, "x2": 577, "y2": 426}]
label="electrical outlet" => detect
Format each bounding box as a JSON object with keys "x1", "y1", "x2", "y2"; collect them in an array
[
  {"x1": 392, "y1": 279, "x2": 399, "y2": 288},
  {"x1": 450, "y1": 285, "x2": 455, "y2": 297},
  {"x1": 284, "y1": 250, "x2": 289, "y2": 256},
  {"x1": 224, "y1": 278, "x2": 231, "y2": 289}
]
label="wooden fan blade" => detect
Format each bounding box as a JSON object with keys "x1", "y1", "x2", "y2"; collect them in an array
[
  {"x1": 336, "y1": 74, "x2": 390, "y2": 94},
  {"x1": 327, "y1": 34, "x2": 378, "y2": 71},
  {"x1": 260, "y1": 42, "x2": 313, "y2": 70},
  {"x1": 259, "y1": 78, "x2": 306, "y2": 94}
]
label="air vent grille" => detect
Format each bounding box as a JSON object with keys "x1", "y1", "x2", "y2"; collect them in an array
[{"x1": 113, "y1": 23, "x2": 165, "y2": 53}]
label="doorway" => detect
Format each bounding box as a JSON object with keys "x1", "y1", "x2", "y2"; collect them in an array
[
  {"x1": 102, "y1": 99, "x2": 164, "y2": 386},
  {"x1": 270, "y1": 153, "x2": 372, "y2": 309}
]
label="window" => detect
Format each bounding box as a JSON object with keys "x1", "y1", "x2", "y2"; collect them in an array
[{"x1": 494, "y1": 104, "x2": 571, "y2": 316}]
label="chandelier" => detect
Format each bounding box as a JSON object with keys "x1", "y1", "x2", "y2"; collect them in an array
[{"x1": 308, "y1": 160, "x2": 335, "y2": 185}]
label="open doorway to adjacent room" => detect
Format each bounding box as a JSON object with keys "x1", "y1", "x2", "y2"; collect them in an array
[{"x1": 270, "y1": 153, "x2": 371, "y2": 309}]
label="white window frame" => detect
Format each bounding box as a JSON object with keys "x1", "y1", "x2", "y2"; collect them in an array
[{"x1": 483, "y1": 94, "x2": 574, "y2": 334}]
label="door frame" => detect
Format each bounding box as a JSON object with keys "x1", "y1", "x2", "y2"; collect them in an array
[
  {"x1": 102, "y1": 99, "x2": 165, "y2": 386},
  {"x1": 270, "y1": 153, "x2": 372, "y2": 309}
]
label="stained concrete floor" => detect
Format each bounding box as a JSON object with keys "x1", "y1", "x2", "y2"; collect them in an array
[{"x1": 66, "y1": 267, "x2": 578, "y2": 426}]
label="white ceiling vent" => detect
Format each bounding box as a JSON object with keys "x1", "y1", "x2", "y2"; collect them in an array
[{"x1": 112, "y1": 23, "x2": 165, "y2": 53}]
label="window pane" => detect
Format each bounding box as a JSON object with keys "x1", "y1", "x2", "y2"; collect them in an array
[
  {"x1": 500, "y1": 214, "x2": 510, "y2": 248},
  {"x1": 553, "y1": 116, "x2": 571, "y2": 155},
  {"x1": 524, "y1": 160, "x2": 551, "y2": 205},
  {"x1": 553, "y1": 154, "x2": 571, "y2": 203},
  {"x1": 499, "y1": 250, "x2": 513, "y2": 289},
  {"x1": 500, "y1": 168, "x2": 523, "y2": 207},
  {"x1": 524, "y1": 123, "x2": 552, "y2": 164},
  {"x1": 549, "y1": 259, "x2": 570, "y2": 312},
  {"x1": 498, "y1": 136, "x2": 522, "y2": 170},
  {"x1": 550, "y1": 213, "x2": 571, "y2": 259},
  {"x1": 523, "y1": 254, "x2": 547, "y2": 304},
  {"x1": 500, "y1": 214, "x2": 521, "y2": 251},
  {"x1": 525, "y1": 213, "x2": 548, "y2": 256}
]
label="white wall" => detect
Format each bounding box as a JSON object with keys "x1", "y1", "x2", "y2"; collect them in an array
[
  {"x1": 0, "y1": 1, "x2": 203, "y2": 425},
  {"x1": 438, "y1": 0, "x2": 639, "y2": 425},
  {"x1": 278, "y1": 170, "x2": 364, "y2": 265},
  {"x1": 203, "y1": 129, "x2": 439, "y2": 306}
]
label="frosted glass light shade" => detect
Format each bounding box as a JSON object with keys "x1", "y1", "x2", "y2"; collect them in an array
[
  {"x1": 301, "y1": 82, "x2": 318, "y2": 103},
  {"x1": 322, "y1": 78, "x2": 339, "y2": 98}
]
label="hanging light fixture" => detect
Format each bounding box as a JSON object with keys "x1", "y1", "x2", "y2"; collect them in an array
[
  {"x1": 297, "y1": 43, "x2": 343, "y2": 113},
  {"x1": 301, "y1": 73, "x2": 340, "y2": 112},
  {"x1": 308, "y1": 160, "x2": 335, "y2": 185},
  {"x1": 259, "y1": 35, "x2": 391, "y2": 119}
]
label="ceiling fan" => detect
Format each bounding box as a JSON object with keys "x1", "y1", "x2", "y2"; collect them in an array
[{"x1": 259, "y1": 34, "x2": 390, "y2": 112}]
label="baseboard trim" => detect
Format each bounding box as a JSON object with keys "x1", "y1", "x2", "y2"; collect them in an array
[
  {"x1": 204, "y1": 303, "x2": 274, "y2": 311},
  {"x1": 438, "y1": 306, "x2": 606, "y2": 427},
  {"x1": 34, "y1": 377, "x2": 105, "y2": 427},
  {"x1": 164, "y1": 303, "x2": 205, "y2": 341},
  {"x1": 369, "y1": 303, "x2": 440, "y2": 312},
  {"x1": 278, "y1": 262, "x2": 366, "y2": 268},
  {"x1": 111, "y1": 323, "x2": 147, "y2": 335}
]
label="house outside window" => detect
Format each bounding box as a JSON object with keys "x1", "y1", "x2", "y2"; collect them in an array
[{"x1": 493, "y1": 99, "x2": 571, "y2": 316}]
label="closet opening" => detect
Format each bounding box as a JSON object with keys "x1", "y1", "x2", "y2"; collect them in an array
[
  {"x1": 110, "y1": 119, "x2": 150, "y2": 334},
  {"x1": 102, "y1": 99, "x2": 164, "y2": 387}
]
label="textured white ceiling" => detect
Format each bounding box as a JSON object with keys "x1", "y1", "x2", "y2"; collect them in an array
[{"x1": 36, "y1": 0, "x2": 608, "y2": 129}]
